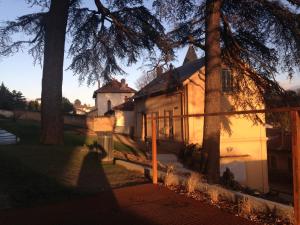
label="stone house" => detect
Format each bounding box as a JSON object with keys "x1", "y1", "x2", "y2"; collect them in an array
[
  {"x1": 133, "y1": 46, "x2": 269, "y2": 192},
  {"x1": 93, "y1": 79, "x2": 136, "y2": 116}
]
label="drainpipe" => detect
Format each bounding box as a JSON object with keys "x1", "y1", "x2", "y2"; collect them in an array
[{"x1": 180, "y1": 90, "x2": 185, "y2": 143}]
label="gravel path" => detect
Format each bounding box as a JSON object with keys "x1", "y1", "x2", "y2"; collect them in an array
[{"x1": 0, "y1": 184, "x2": 260, "y2": 225}]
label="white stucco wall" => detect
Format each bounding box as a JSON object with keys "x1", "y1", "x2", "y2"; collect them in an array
[
  {"x1": 115, "y1": 110, "x2": 135, "y2": 134},
  {"x1": 96, "y1": 92, "x2": 135, "y2": 116}
]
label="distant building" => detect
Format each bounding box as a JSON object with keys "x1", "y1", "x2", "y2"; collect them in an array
[
  {"x1": 93, "y1": 79, "x2": 136, "y2": 116},
  {"x1": 113, "y1": 100, "x2": 135, "y2": 136},
  {"x1": 73, "y1": 103, "x2": 94, "y2": 115},
  {"x1": 35, "y1": 98, "x2": 42, "y2": 105}
]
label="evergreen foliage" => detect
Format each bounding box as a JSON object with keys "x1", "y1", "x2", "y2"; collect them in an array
[
  {"x1": 0, "y1": 0, "x2": 172, "y2": 86},
  {"x1": 154, "y1": 0, "x2": 300, "y2": 108},
  {"x1": 0, "y1": 83, "x2": 26, "y2": 110}
]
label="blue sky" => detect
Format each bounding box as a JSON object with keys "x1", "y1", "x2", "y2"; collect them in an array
[{"x1": 0, "y1": 0, "x2": 299, "y2": 105}]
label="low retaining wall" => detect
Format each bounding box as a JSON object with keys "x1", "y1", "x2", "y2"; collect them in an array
[{"x1": 115, "y1": 159, "x2": 294, "y2": 223}]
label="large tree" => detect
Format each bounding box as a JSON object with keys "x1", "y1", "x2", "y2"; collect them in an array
[
  {"x1": 0, "y1": 0, "x2": 171, "y2": 144},
  {"x1": 154, "y1": 0, "x2": 300, "y2": 182}
]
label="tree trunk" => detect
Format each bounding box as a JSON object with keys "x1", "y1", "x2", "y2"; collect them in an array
[
  {"x1": 40, "y1": 0, "x2": 70, "y2": 144},
  {"x1": 202, "y1": 0, "x2": 222, "y2": 183}
]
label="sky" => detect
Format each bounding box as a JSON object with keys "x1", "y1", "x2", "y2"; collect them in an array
[{"x1": 0, "y1": 0, "x2": 299, "y2": 106}]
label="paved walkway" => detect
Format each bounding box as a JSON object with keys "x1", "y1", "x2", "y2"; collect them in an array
[{"x1": 0, "y1": 184, "x2": 259, "y2": 225}]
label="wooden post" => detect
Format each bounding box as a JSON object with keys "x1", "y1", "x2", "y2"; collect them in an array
[
  {"x1": 152, "y1": 116, "x2": 158, "y2": 184},
  {"x1": 291, "y1": 110, "x2": 300, "y2": 225}
]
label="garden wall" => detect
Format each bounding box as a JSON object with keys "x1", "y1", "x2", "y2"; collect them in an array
[
  {"x1": 19, "y1": 111, "x2": 41, "y2": 121},
  {"x1": 91, "y1": 116, "x2": 115, "y2": 132},
  {"x1": 0, "y1": 109, "x2": 116, "y2": 132}
]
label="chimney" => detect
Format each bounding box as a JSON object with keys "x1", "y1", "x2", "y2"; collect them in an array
[
  {"x1": 121, "y1": 78, "x2": 126, "y2": 88},
  {"x1": 169, "y1": 63, "x2": 174, "y2": 70},
  {"x1": 156, "y1": 66, "x2": 163, "y2": 77},
  {"x1": 183, "y1": 45, "x2": 197, "y2": 65}
]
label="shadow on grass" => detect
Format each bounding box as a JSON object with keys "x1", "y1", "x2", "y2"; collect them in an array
[
  {"x1": 0, "y1": 148, "x2": 81, "y2": 208},
  {"x1": 0, "y1": 148, "x2": 154, "y2": 225},
  {"x1": 114, "y1": 140, "x2": 146, "y2": 158},
  {"x1": 0, "y1": 119, "x2": 159, "y2": 224}
]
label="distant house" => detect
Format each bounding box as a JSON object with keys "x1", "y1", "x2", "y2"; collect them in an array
[
  {"x1": 35, "y1": 98, "x2": 42, "y2": 105},
  {"x1": 93, "y1": 79, "x2": 136, "y2": 116},
  {"x1": 133, "y1": 46, "x2": 269, "y2": 192},
  {"x1": 74, "y1": 104, "x2": 94, "y2": 115},
  {"x1": 113, "y1": 100, "x2": 135, "y2": 136}
]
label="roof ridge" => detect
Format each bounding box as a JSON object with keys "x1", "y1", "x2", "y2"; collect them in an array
[
  {"x1": 134, "y1": 58, "x2": 205, "y2": 99},
  {"x1": 93, "y1": 79, "x2": 136, "y2": 97}
]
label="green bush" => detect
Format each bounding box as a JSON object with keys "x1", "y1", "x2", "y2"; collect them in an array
[
  {"x1": 221, "y1": 167, "x2": 242, "y2": 190},
  {"x1": 178, "y1": 143, "x2": 202, "y2": 169}
]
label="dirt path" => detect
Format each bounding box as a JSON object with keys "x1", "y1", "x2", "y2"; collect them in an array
[{"x1": 0, "y1": 184, "x2": 260, "y2": 225}]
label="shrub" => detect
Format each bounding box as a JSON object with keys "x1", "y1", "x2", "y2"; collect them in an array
[
  {"x1": 221, "y1": 167, "x2": 242, "y2": 190},
  {"x1": 178, "y1": 144, "x2": 202, "y2": 169},
  {"x1": 186, "y1": 172, "x2": 202, "y2": 194},
  {"x1": 238, "y1": 197, "x2": 252, "y2": 216},
  {"x1": 208, "y1": 189, "x2": 219, "y2": 203},
  {"x1": 164, "y1": 164, "x2": 180, "y2": 187}
]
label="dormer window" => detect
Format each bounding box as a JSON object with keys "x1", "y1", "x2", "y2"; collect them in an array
[{"x1": 222, "y1": 69, "x2": 233, "y2": 93}]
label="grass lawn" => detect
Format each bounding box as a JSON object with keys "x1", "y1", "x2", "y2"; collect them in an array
[
  {"x1": 114, "y1": 140, "x2": 146, "y2": 157},
  {"x1": 0, "y1": 119, "x2": 148, "y2": 209},
  {"x1": 0, "y1": 119, "x2": 97, "y2": 146}
]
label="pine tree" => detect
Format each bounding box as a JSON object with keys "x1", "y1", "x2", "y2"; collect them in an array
[
  {"x1": 11, "y1": 90, "x2": 27, "y2": 109},
  {"x1": 62, "y1": 97, "x2": 74, "y2": 114},
  {"x1": 0, "y1": 0, "x2": 171, "y2": 144},
  {"x1": 0, "y1": 83, "x2": 13, "y2": 110},
  {"x1": 0, "y1": 83, "x2": 26, "y2": 110}
]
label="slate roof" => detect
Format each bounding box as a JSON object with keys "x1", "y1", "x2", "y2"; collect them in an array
[
  {"x1": 93, "y1": 79, "x2": 136, "y2": 98},
  {"x1": 113, "y1": 100, "x2": 135, "y2": 111},
  {"x1": 183, "y1": 45, "x2": 198, "y2": 65},
  {"x1": 134, "y1": 58, "x2": 205, "y2": 99}
]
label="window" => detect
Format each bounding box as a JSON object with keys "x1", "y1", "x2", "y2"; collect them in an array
[
  {"x1": 152, "y1": 112, "x2": 159, "y2": 137},
  {"x1": 145, "y1": 112, "x2": 160, "y2": 139},
  {"x1": 124, "y1": 96, "x2": 128, "y2": 102},
  {"x1": 164, "y1": 110, "x2": 174, "y2": 139},
  {"x1": 222, "y1": 69, "x2": 234, "y2": 92},
  {"x1": 107, "y1": 100, "x2": 111, "y2": 111}
]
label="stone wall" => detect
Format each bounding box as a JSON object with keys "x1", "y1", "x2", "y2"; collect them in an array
[
  {"x1": 89, "y1": 116, "x2": 115, "y2": 132},
  {"x1": 0, "y1": 109, "x2": 88, "y2": 128},
  {"x1": 0, "y1": 109, "x2": 122, "y2": 135}
]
